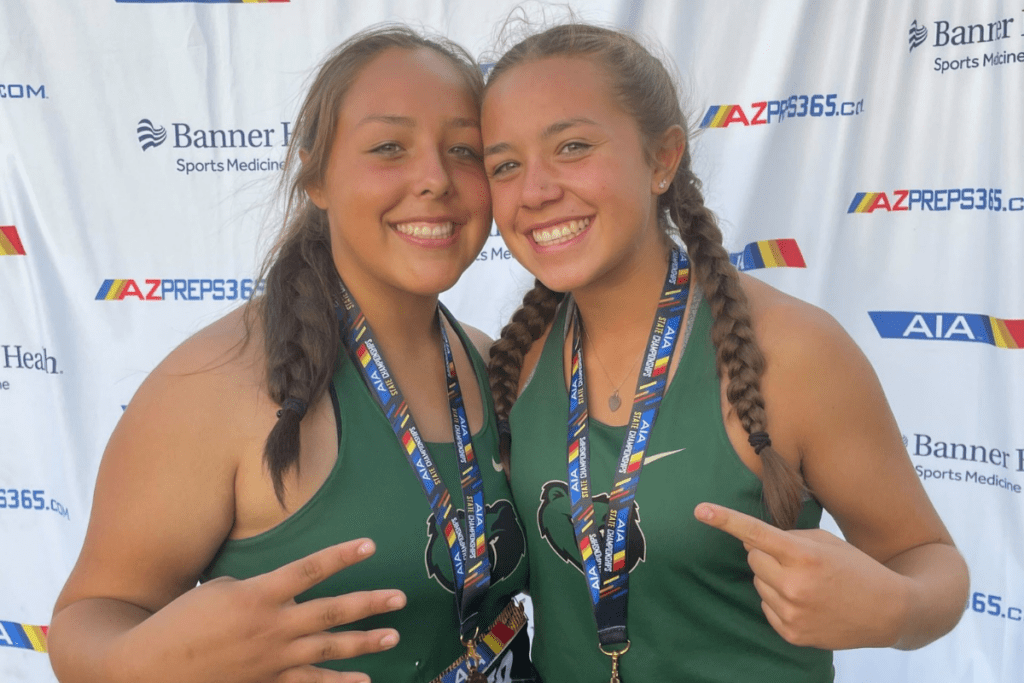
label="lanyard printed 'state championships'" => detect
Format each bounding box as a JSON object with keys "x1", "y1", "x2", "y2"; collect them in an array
[
  {"x1": 567, "y1": 248, "x2": 690, "y2": 683},
  {"x1": 336, "y1": 284, "x2": 491, "y2": 680}
]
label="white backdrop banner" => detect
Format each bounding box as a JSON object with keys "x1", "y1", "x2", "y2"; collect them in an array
[{"x1": 1, "y1": 1, "x2": 1022, "y2": 682}]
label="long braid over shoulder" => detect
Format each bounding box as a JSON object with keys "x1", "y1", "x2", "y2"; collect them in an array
[
  {"x1": 246, "y1": 25, "x2": 484, "y2": 504},
  {"x1": 485, "y1": 23, "x2": 806, "y2": 528},
  {"x1": 488, "y1": 281, "x2": 564, "y2": 466}
]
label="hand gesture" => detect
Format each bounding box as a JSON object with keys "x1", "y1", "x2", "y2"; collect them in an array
[
  {"x1": 122, "y1": 538, "x2": 405, "y2": 683},
  {"x1": 694, "y1": 503, "x2": 908, "y2": 650}
]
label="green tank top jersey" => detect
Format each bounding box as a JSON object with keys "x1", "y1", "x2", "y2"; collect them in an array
[
  {"x1": 509, "y1": 293, "x2": 833, "y2": 682},
  {"x1": 203, "y1": 319, "x2": 530, "y2": 682}
]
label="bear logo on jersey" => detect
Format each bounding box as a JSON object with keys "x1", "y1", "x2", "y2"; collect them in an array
[
  {"x1": 536, "y1": 480, "x2": 646, "y2": 574},
  {"x1": 424, "y1": 499, "x2": 526, "y2": 592}
]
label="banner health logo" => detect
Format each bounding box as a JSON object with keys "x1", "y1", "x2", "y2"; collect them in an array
[
  {"x1": 137, "y1": 119, "x2": 167, "y2": 151},
  {"x1": 848, "y1": 187, "x2": 1024, "y2": 213},
  {"x1": 908, "y1": 11, "x2": 1024, "y2": 74},
  {"x1": 870, "y1": 311, "x2": 1024, "y2": 349},
  {"x1": 96, "y1": 278, "x2": 263, "y2": 301},
  {"x1": 1, "y1": 226, "x2": 26, "y2": 255},
  {"x1": 700, "y1": 94, "x2": 864, "y2": 129},
  {"x1": 135, "y1": 116, "x2": 291, "y2": 175},
  {"x1": 0, "y1": 620, "x2": 48, "y2": 653},
  {"x1": 909, "y1": 20, "x2": 928, "y2": 52},
  {"x1": 731, "y1": 239, "x2": 806, "y2": 272}
]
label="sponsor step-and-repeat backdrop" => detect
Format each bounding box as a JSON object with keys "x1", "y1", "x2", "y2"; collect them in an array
[{"x1": 2, "y1": 1, "x2": 1021, "y2": 682}]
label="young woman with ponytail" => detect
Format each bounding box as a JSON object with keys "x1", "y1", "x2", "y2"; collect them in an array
[
  {"x1": 482, "y1": 22, "x2": 968, "y2": 682},
  {"x1": 49, "y1": 26, "x2": 537, "y2": 683}
]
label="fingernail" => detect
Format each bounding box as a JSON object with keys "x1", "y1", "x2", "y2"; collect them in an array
[
  {"x1": 387, "y1": 593, "x2": 405, "y2": 610},
  {"x1": 695, "y1": 504, "x2": 714, "y2": 521},
  {"x1": 358, "y1": 540, "x2": 374, "y2": 555},
  {"x1": 380, "y1": 632, "x2": 399, "y2": 649}
]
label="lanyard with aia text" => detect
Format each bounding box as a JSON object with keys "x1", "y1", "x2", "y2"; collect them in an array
[
  {"x1": 335, "y1": 283, "x2": 491, "y2": 643},
  {"x1": 566, "y1": 248, "x2": 690, "y2": 681}
]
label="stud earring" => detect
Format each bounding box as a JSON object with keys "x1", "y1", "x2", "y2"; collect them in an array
[{"x1": 659, "y1": 180, "x2": 667, "y2": 189}]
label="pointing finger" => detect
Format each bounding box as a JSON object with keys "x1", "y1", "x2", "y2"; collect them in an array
[{"x1": 694, "y1": 503, "x2": 793, "y2": 559}]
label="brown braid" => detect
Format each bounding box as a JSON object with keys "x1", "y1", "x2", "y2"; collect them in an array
[
  {"x1": 245, "y1": 25, "x2": 484, "y2": 504},
  {"x1": 487, "y1": 280, "x2": 564, "y2": 468},
  {"x1": 485, "y1": 22, "x2": 806, "y2": 528}
]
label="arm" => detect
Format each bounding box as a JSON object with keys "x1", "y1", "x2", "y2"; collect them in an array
[
  {"x1": 48, "y1": 316, "x2": 404, "y2": 683},
  {"x1": 699, "y1": 285, "x2": 969, "y2": 651}
]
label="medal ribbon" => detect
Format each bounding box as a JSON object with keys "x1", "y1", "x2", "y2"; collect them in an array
[
  {"x1": 566, "y1": 248, "x2": 690, "y2": 648},
  {"x1": 336, "y1": 283, "x2": 491, "y2": 639}
]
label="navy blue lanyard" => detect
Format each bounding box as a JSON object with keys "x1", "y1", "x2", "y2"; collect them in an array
[
  {"x1": 335, "y1": 283, "x2": 491, "y2": 640},
  {"x1": 566, "y1": 248, "x2": 690, "y2": 662}
]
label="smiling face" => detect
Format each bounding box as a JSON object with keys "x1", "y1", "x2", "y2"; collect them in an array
[
  {"x1": 306, "y1": 47, "x2": 490, "y2": 300},
  {"x1": 482, "y1": 55, "x2": 669, "y2": 294}
]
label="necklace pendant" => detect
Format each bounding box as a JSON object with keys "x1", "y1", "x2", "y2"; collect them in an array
[{"x1": 608, "y1": 391, "x2": 621, "y2": 411}]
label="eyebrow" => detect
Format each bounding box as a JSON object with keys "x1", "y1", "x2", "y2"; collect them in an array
[
  {"x1": 357, "y1": 115, "x2": 479, "y2": 129},
  {"x1": 484, "y1": 117, "x2": 598, "y2": 157}
]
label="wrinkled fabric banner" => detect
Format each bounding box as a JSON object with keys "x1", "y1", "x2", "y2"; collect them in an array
[{"x1": 1, "y1": 2, "x2": 1021, "y2": 682}]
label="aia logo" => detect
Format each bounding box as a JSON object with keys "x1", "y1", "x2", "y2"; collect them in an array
[
  {"x1": 137, "y1": 119, "x2": 167, "y2": 151},
  {"x1": 909, "y1": 20, "x2": 928, "y2": 52},
  {"x1": 870, "y1": 311, "x2": 1024, "y2": 349},
  {"x1": 0, "y1": 226, "x2": 26, "y2": 256}
]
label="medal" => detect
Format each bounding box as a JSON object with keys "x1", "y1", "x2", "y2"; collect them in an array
[
  {"x1": 462, "y1": 628, "x2": 487, "y2": 683},
  {"x1": 566, "y1": 249, "x2": 690, "y2": 682}
]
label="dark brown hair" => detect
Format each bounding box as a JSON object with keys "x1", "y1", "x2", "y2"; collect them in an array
[
  {"x1": 247, "y1": 25, "x2": 484, "y2": 503},
  {"x1": 485, "y1": 23, "x2": 807, "y2": 528}
]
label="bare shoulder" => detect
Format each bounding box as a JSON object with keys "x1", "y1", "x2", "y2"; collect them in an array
[
  {"x1": 737, "y1": 275, "x2": 952, "y2": 560},
  {"x1": 739, "y1": 274, "x2": 857, "y2": 367},
  {"x1": 737, "y1": 273, "x2": 882, "y2": 455},
  {"x1": 459, "y1": 322, "x2": 495, "y2": 363},
  {"x1": 128, "y1": 304, "x2": 268, "y2": 446},
  {"x1": 56, "y1": 304, "x2": 269, "y2": 613}
]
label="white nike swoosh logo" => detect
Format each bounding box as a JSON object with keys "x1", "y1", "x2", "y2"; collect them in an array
[
  {"x1": 644, "y1": 448, "x2": 685, "y2": 465},
  {"x1": 492, "y1": 457, "x2": 505, "y2": 472}
]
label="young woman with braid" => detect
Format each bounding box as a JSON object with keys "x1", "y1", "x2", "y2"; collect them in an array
[
  {"x1": 48, "y1": 26, "x2": 537, "y2": 683},
  {"x1": 481, "y1": 23, "x2": 969, "y2": 682}
]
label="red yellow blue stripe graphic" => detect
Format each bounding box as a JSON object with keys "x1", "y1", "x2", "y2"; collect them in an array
[
  {"x1": 700, "y1": 105, "x2": 744, "y2": 128},
  {"x1": 847, "y1": 192, "x2": 887, "y2": 213},
  {"x1": 95, "y1": 279, "x2": 130, "y2": 300},
  {"x1": 0, "y1": 226, "x2": 26, "y2": 255},
  {"x1": 735, "y1": 238, "x2": 806, "y2": 270},
  {"x1": 0, "y1": 621, "x2": 48, "y2": 653}
]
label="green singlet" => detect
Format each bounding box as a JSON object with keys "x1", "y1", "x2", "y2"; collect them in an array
[
  {"x1": 202, "y1": 319, "x2": 531, "y2": 682},
  {"x1": 509, "y1": 292, "x2": 834, "y2": 682}
]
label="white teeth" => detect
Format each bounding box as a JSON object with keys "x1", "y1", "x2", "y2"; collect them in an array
[
  {"x1": 393, "y1": 221, "x2": 455, "y2": 239},
  {"x1": 532, "y1": 218, "x2": 590, "y2": 246}
]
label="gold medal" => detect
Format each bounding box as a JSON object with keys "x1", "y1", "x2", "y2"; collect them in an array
[{"x1": 462, "y1": 628, "x2": 487, "y2": 683}]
